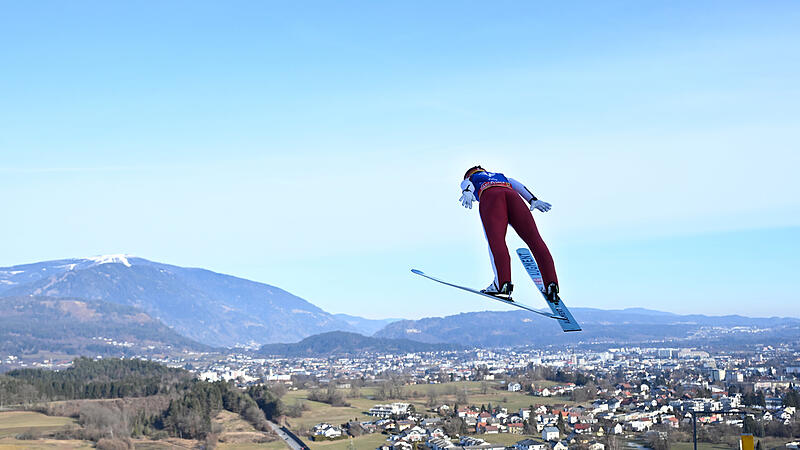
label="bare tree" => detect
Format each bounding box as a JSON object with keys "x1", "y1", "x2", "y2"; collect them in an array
[
  {"x1": 456, "y1": 386, "x2": 468, "y2": 404},
  {"x1": 605, "y1": 435, "x2": 621, "y2": 450},
  {"x1": 426, "y1": 387, "x2": 440, "y2": 407},
  {"x1": 79, "y1": 403, "x2": 131, "y2": 441}
]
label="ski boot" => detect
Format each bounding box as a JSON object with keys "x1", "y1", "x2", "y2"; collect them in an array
[
  {"x1": 545, "y1": 282, "x2": 560, "y2": 304},
  {"x1": 482, "y1": 281, "x2": 514, "y2": 301}
]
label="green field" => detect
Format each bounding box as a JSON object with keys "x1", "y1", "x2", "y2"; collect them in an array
[
  {"x1": 0, "y1": 409, "x2": 289, "y2": 450},
  {"x1": 670, "y1": 444, "x2": 732, "y2": 450},
  {"x1": 218, "y1": 442, "x2": 288, "y2": 450},
  {"x1": 283, "y1": 380, "x2": 572, "y2": 433},
  {"x1": 284, "y1": 399, "x2": 370, "y2": 432},
  {"x1": 0, "y1": 411, "x2": 89, "y2": 449},
  {"x1": 0, "y1": 437, "x2": 93, "y2": 449},
  {"x1": 306, "y1": 433, "x2": 388, "y2": 450},
  {"x1": 0, "y1": 411, "x2": 77, "y2": 439}
]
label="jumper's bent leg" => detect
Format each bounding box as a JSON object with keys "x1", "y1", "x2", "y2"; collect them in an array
[{"x1": 506, "y1": 191, "x2": 559, "y2": 288}]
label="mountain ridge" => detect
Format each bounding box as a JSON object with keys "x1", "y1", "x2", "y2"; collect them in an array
[
  {"x1": 0, "y1": 256, "x2": 357, "y2": 347},
  {"x1": 332, "y1": 313, "x2": 403, "y2": 336},
  {"x1": 373, "y1": 308, "x2": 800, "y2": 347},
  {"x1": 258, "y1": 331, "x2": 464, "y2": 356},
  {"x1": 4, "y1": 255, "x2": 797, "y2": 351}
]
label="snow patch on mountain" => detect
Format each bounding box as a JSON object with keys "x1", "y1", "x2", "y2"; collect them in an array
[{"x1": 83, "y1": 254, "x2": 133, "y2": 267}]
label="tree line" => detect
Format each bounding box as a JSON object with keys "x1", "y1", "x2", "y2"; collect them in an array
[
  {"x1": 0, "y1": 357, "x2": 287, "y2": 446},
  {"x1": 4, "y1": 357, "x2": 193, "y2": 401}
]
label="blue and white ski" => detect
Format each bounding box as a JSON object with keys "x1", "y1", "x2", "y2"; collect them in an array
[
  {"x1": 516, "y1": 248, "x2": 582, "y2": 332},
  {"x1": 411, "y1": 269, "x2": 567, "y2": 321}
]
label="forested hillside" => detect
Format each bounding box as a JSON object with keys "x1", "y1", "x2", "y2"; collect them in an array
[
  {"x1": 0, "y1": 358, "x2": 286, "y2": 447},
  {"x1": 5, "y1": 357, "x2": 193, "y2": 400},
  {"x1": 0, "y1": 296, "x2": 208, "y2": 359},
  {"x1": 1, "y1": 256, "x2": 357, "y2": 346}
]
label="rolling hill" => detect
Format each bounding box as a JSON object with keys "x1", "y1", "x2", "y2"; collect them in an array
[
  {"x1": 258, "y1": 331, "x2": 463, "y2": 356},
  {"x1": 0, "y1": 295, "x2": 208, "y2": 357}
]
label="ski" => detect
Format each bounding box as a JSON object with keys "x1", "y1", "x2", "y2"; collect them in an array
[
  {"x1": 516, "y1": 248, "x2": 582, "y2": 332},
  {"x1": 411, "y1": 269, "x2": 567, "y2": 321}
]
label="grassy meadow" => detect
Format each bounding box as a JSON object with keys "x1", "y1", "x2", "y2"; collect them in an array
[
  {"x1": 0, "y1": 411, "x2": 89, "y2": 449},
  {"x1": 0, "y1": 409, "x2": 287, "y2": 450},
  {"x1": 280, "y1": 380, "x2": 573, "y2": 449},
  {"x1": 283, "y1": 380, "x2": 571, "y2": 431},
  {"x1": 0, "y1": 380, "x2": 575, "y2": 449},
  {"x1": 0, "y1": 411, "x2": 77, "y2": 439},
  {"x1": 306, "y1": 433, "x2": 387, "y2": 450},
  {"x1": 217, "y1": 442, "x2": 288, "y2": 450}
]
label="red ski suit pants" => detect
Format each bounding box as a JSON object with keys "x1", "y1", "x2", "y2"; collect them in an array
[{"x1": 478, "y1": 186, "x2": 558, "y2": 288}]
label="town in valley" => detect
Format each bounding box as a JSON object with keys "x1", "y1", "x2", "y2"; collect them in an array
[{"x1": 5, "y1": 332, "x2": 798, "y2": 449}]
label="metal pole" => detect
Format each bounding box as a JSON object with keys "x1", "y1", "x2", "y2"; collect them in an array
[{"x1": 692, "y1": 411, "x2": 697, "y2": 450}]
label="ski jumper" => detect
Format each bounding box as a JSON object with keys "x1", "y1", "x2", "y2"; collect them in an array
[{"x1": 465, "y1": 171, "x2": 558, "y2": 290}]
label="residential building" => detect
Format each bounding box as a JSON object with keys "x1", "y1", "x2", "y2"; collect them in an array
[{"x1": 542, "y1": 426, "x2": 559, "y2": 441}]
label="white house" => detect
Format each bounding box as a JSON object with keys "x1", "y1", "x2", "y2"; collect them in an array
[
  {"x1": 398, "y1": 426, "x2": 426, "y2": 442},
  {"x1": 459, "y1": 436, "x2": 504, "y2": 448},
  {"x1": 391, "y1": 442, "x2": 412, "y2": 450},
  {"x1": 514, "y1": 439, "x2": 547, "y2": 450},
  {"x1": 369, "y1": 402, "x2": 412, "y2": 417},
  {"x1": 542, "y1": 426, "x2": 560, "y2": 441},
  {"x1": 591, "y1": 401, "x2": 609, "y2": 414},
  {"x1": 508, "y1": 382, "x2": 522, "y2": 392},
  {"x1": 427, "y1": 437, "x2": 456, "y2": 450},
  {"x1": 627, "y1": 420, "x2": 652, "y2": 432},
  {"x1": 312, "y1": 423, "x2": 343, "y2": 439}
]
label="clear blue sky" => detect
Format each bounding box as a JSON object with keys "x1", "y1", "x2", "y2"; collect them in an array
[{"x1": 1, "y1": 1, "x2": 798, "y2": 319}]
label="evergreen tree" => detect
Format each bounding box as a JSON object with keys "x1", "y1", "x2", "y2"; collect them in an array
[
  {"x1": 523, "y1": 419, "x2": 536, "y2": 435},
  {"x1": 247, "y1": 385, "x2": 283, "y2": 420},
  {"x1": 755, "y1": 391, "x2": 766, "y2": 407},
  {"x1": 743, "y1": 416, "x2": 764, "y2": 437},
  {"x1": 556, "y1": 412, "x2": 567, "y2": 434},
  {"x1": 784, "y1": 389, "x2": 800, "y2": 407}
]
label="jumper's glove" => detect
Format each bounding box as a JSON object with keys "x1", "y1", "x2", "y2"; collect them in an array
[
  {"x1": 460, "y1": 179, "x2": 477, "y2": 209},
  {"x1": 530, "y1": 200, "x2": 552, "y2": 212}
]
